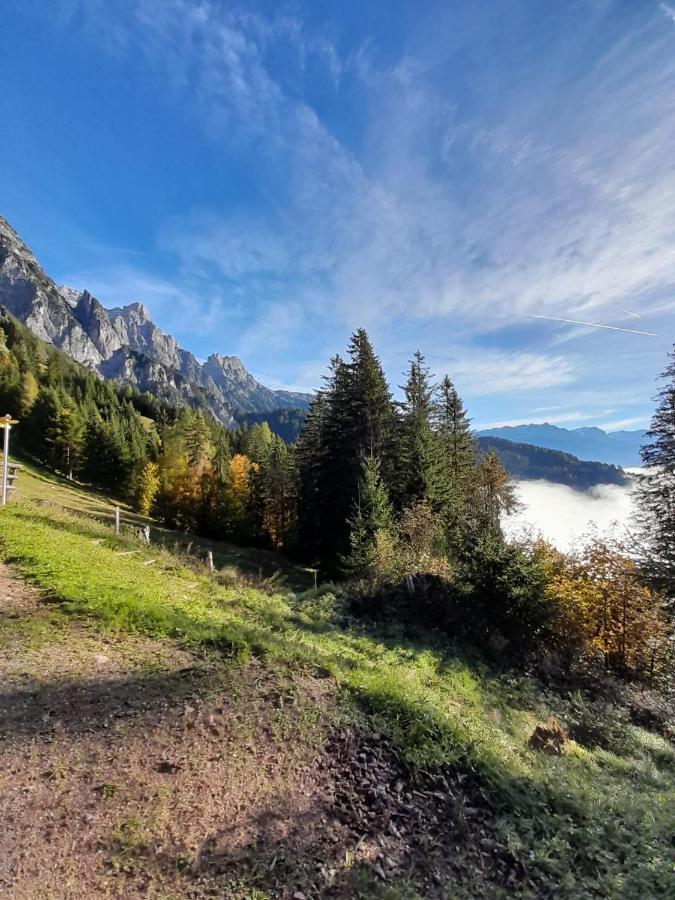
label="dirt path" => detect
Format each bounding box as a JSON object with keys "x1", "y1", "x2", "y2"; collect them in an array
[
  {"x1": 0, "y1": 562, "x2": 343, "y2": 899},
  {"x1": 0, "y1": 564, "x2": 508, "y2": 899}
]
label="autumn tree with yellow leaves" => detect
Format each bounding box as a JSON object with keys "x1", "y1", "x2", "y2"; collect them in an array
[{"x1": 543, "y1": 535, "x2": 667, "y2": 680}]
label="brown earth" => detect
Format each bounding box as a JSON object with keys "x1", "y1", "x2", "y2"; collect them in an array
[{"x1": 0, "y1": 563, "x2": 522, "y2": 899}]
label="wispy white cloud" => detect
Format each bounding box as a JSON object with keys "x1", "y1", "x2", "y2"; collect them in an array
[
  {"x1": 46, "y1": 0, "x2": 675, "y2": 411},
  {"x1": 593, "y1": 415, "x2": 650, "y2": 432},
  {"x1": 659, "y1": 2, "x2": 675, "y2": 25},
  {"x1": 435, "y1": 349, "x2": 577, "y2": 395},
  {"x1": 64, "y1": 2, "x2": 675, "y2": 334}
]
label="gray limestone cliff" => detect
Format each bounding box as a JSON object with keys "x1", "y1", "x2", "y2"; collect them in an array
[{"x1": 0, "y1": 214, "x2": 312, "y2": 425}]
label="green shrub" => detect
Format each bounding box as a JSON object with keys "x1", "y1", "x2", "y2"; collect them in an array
[
  {"x1": 454, "y1": 535, "x2": 554, "y2": 658},
  {"x1": 563, "y1": 691, "x2": 635, "y2": 754}
]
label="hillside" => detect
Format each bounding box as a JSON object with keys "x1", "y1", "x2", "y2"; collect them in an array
[
  {"x1": 477, "y1": 436, "x2": 628, "y2": 489},
  {"x1": 0, "y1": 214, "x2": 312, "y2": 425},
  {"x1": 239, "y1": 410, "x2": 631, "y2": 490},
  {"x1": 0, "y1": 472, "x2": 673, "y2": 898},
  {"x1": 478, "y1": 424, "x2": 645, "y2": 467}
]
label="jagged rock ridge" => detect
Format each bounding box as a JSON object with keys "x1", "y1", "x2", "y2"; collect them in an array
[{"x1": 0, "y1": 214, "x2": 312, "y2": 425}]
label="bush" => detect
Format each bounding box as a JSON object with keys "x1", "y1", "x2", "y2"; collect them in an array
[
  {"x1": 454, "y1": 536, "x2": 554, "y2": 659},
  {"x1": 350, "y1": 571, "x2": 459, "y2": 629},
  {"x1": 351, "y1": 535, "x2": 554, "y2": 660},
  {"x1": 562, "y1": 691, "x2": 635, "y2": 754}
]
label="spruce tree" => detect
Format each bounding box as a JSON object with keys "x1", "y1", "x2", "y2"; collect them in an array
[
  {"x1": 636, "y1": 349, "x2": 675, "y2": 605},
  {"x1": 346, "y1": 329, "x2": 397, "y2": 469},
  {"x1": 343, "y1": 454, "x2": 393, "y2": 579},
  {"x1": 212, "y1": 431, "x2": 232, "y2": 482},
  {"x1": 315, "y1": 355, "x2": 355, "y2": 565},
  {"x1": 475, "y1": 450, "x2": 518, "y2": 538},
  {"x1": 396, "y1": 351, "x2": 446, "y2": 512},
  {"x1": 297, "y1": 333, "x2": 397, "y2": 571},
  {"x1": 264, "y1": 436, "x2": 298, "y2": 549},
  {"x1": 434, "y1": 374, "x2": 477, "y2": 546},
  {"x1": 296, "y1": 391, "x2": 329, "y2": 561},
  {"x1": 185, "y1": 411, "x2": 211, "y2": 473}
]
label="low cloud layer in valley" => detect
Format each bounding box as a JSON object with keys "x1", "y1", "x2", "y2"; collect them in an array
[{"x1": 506, "y1": 478, "x2": 637, "y2": 551}]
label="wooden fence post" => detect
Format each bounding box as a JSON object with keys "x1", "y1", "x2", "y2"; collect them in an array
[
  {"x1": 206, "y1": 550, "x2": 214, "y2": 573},
  {"x1": 114, "y1": 507, "x2": 120, "y2": 536}
]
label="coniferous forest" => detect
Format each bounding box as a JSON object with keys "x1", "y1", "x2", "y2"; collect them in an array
[{"x1": 1, "y1": 309, "x2": 672, "y2": 686}]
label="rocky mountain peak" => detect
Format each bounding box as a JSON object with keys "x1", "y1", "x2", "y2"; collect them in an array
[
  {"x1": 59, "y1": 286, "x2": 82, "y2": 308},
  {"x1": 110, "y1": 301, "x2": 151, "y2": 325},
  {"x1": 206, "y1": 352, "x2": 247, "y2": 373},
  {"x1": 0, "y1": 213, "x2": 313, "y2": 425}
]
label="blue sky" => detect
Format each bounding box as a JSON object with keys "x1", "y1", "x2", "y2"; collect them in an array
[{"x1": 1, "y1": 0, "x2": 673, "y2": 430}]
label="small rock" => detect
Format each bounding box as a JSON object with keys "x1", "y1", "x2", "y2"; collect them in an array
[{"x1": 374, "y1": 863, "x2": 386, "y2": 880}]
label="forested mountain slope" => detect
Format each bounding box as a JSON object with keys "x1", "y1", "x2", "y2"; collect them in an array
[
  {"x1": 477, "y1": 436, "x2": 628, "y2": 489},
  {"x1": 0, "y1": 214, "x2": 311, "y2": 425}
]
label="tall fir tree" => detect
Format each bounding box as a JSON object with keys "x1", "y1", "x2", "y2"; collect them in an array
[
  {"x1": 343, "y1": 453, "x2": 393, "y2": 579},
  {"x1": 264, "y1": 436, "x2": 298, "y2": 549},
  {"x1": 636, "y1": 349, "x2": 675, "y2": 607},
  {"x1": 346, "y1": 329, "x2": 397, "y2": 470},
  {"x1": 395, "y1": 351, "x2": 446, "y2": 512},
  {"x1": 296, "y1": 391, "x2": 329, "y2": 561},
  {"x1": 474, "y1": 450, "x2": 518, "y2": 539},
  {"x1": 297, "y1": 332, "x2": 397, "y2": 570},
  {"x1": 434, "y1": 374, "x2": 477, "y2": 546},
  {"x1": 185, "y1": 410, "x2": 211, "y2": 473}
]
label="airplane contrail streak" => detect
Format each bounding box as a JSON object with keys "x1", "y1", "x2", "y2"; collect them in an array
[
  {"x1": 532, "y1": 314, "x2": 657, "y2": 337},
  {"x1": 624, "y1": 310, "x2": 641, "y2": 319}
]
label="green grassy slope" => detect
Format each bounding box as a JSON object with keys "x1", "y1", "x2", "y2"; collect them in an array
[
  {"x1": 7, "y1": 455, "x2": 315, "y2": 589},
  {"x1": 0, "y1": 481, "x2": 673, "y2": 898}
]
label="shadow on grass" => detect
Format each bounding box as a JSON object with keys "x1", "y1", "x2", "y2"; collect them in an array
[{"x1": 0, "y1": 666, "x2": 210, "y2": 741}]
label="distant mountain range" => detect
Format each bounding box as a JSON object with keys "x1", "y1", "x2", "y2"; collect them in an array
[
  {"x1": 477, "y1": 423, "x2": 645, "y2": 467},
  {"x1": 0, "y1": 215, "x2": 312, "y2": 426},
  {"x1": 477, "y1": 436, "x2": 627, "y2": 489}
]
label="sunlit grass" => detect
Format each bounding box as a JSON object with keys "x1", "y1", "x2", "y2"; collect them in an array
[{"x1": 1, "y1": 497, "x2": 673, "y2": 896}]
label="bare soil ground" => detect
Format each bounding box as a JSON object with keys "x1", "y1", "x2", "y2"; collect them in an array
[
  {"x1": 0, "y1": 563, "x2": 513, "y2": 899},
  {"x1": 0, "y1": 562, "x2": 341, "y2": 899}
]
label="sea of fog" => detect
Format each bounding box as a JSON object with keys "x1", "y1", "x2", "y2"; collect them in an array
[{"x1": 505, "y1": 474, "x2": 640, "y2": 551}]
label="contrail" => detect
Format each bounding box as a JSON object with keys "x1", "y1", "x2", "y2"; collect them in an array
[
  {"x1": 532, "y1": 314, "x2": 657, "y2": 337},
  {"x1": 624, "y1": 310, "x2": 641, "y2": 319}
]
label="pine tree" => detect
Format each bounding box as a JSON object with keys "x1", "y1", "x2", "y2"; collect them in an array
[
  {"x1": 346, "y1": 329, "x2": 396, "y2": 466},
  {"x1": 212, "y1": 431, "x2": 232, "y2": 482},
  {"x1": 296, "y1": 391, "x2": 329, "y2": 561},
  {"x1": 297, "y1": 333, "x2": 398, "y2": 569},
  {"x1": 475, "y1": 450, "x2": 518, "y2": 538},
  {"x1": 343, "y1": 454, "x2": 393, "y2": 578},
  {"x1": 395, "y1": 351, "x2": 446, "y2": 512},
  {"x1": 636, "y1": 349, "x2": 675, "y2": 606},
  {"x1": 434, "y1": 374, "x2": 477, "y2": 546},
  {"x1": 244, "y1": 422, "x2": 273, "y2": 464},
  {"x1": 185, "y1": 411, "x2": 211, "y2": 473},
  {"x1": 264, "y1": 436, "x2": 298, "y2": 549},
  {"x1": 82, "y1": 414, "x2": 131, "y2": 491}
]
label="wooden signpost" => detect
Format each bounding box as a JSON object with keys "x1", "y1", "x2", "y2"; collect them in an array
[{"x1": 1, "y1": 414, "x2": 19, "y2": 507}]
